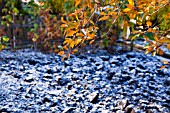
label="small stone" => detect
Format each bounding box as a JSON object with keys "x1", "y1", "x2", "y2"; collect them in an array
[
  {"x1": 63, "y1": 107, "x2": 75, "y2": 113},
  {"x1": 115, "y1": 99, "x2": 129, "y2": 110},
  {"x1": 100, "y1": 56, "x2": 110, "y2": 61},
  {"x1": 125, "y1": 104, "x2": 135, "y2": 113},
  {"x1": 88, "y1": 92, "x2": 99, "y2": 104}
]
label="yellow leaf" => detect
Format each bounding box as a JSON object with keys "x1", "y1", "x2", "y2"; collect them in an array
[
  {"x1": 154, "y1": 36, "x2": 158, "y2": 42},
  {"x1": 123, "y1": 8, "x2": 131, "y2": 13},
  {"x1": 108, "y1": 11, "x2": 117, "y2": 16},
  {"x1": 99, "y1": 16, "x2": 109, "y2": 21},
  {"x1": 131, "y1": 35, "x2": 136, "y2": 41},
  {"x1": 160, "y1": 66, "x2": 166, "y2": 70},
  {"x1": 167, "y1": 43, "x2": 170, "y2": 50},
  {"x1": 159, "y1": 38, "x2": 170, "y2": 43},
  {"x1": 73, "y1": 49, "x2": 78, "y2": 53},
  {"x1": 63, "y1": 38, "x2": 72, "y2": 44},
  {"x1": 60, "y1": 24, "x2": 68, "y2": 28},
  {"x1": 76, "y1": 33, "x2": 84, "y2": 37},
  {"x1": 87, "y1": 33, "x2": 95, "y2": 40},
  {"x1": 63, "y1": 45, "x2": 68, "y2": 51},
  {"x1": 75, "y1": 0, "x2": 81, "y2": 7},
  {"x1": 70, "y1": 41, "x2": 75, "y2": 48},
  {"x1": 100, "y1": 12, "x2": 107, "y2": 15},
  {"x1": 58, "y1": 51, "x2": 64, "y2": 56},
  {"x1": 128, "y1": 0, "x2": 134, "y2": 5},
  {"x1": 89, "y1": 40, "x2": 94, "y2": 44},
  {"x1": 75, "y1": 38, "x2": 82, "y2": 45},
  {"x1": 146, "y1": 21, "x2": 152, "y2": 27},
  {"x1": 61, "y1": 17, "x2": 67, "y2": 24},
  {"x1": 67, "y1": 30, "x2": 77, "y2": 37},
  {"x1": 90, "y1": 20, "x2": 94, "y2": 25}
]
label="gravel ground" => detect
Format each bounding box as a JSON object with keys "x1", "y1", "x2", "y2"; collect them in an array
[{"x1": 0, "y1": 49, "x2": 170, "y2": 113}]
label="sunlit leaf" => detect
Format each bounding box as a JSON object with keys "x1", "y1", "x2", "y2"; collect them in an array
[
  {"x1": 159, "y1": 38, "x2": 170, "y2": 43},
  {"x1": 99, "y1": 16, "x2": 109, "y2": 21},
  {"x1": 131, "y1": 35, "x2": 136, "y2": 41},
  {"x1": 128, "y1": 0, "x2": 134, "y2": 6},
  {"x1": 167, "y1": 43, "x2": 170, "y2": 50},
  {"x1": 63, "y1": 38, "x2": 72, "y2": 44},
  {"x1": 61, "y1": 17, "x2": 67, "y2": 24},
  {"x1": 146, "y1": 21, "x2": 152, "y2": 27},
  {"x1": 61, "y1": 24, "x2": 68, "y2": 28},
  {"x1": 90, "y1": 40, "x2": 95, "y2": 44},
  {"x1": 160, "y1": 66, "x2": 166, "y2": 70},
  {"x1": 75, "y1": 38, "x2": 82, "y2": 45},
  {"x1": 58, "y1": 51, "x2": 64, "y2": 56},
  {"x1": 67, "y1": 30, "x2": 77, "y2": 37},
  {"x1": 75, "y1": 0, "x2": 81, "y2": 7},
  {"x1": 123, "y1": 8, "x2": 131, "y2": 13},
  {"x1": 100, "y1": 12, "x2": 107, "y2": 15},
  {"x1": 70, "y1": 41, "x2": 75, "y2": 48}
]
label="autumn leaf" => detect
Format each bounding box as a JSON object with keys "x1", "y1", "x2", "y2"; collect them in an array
[
  {"x1": 63, "y1": 38, "x2": 72, "y2": 44},
  {"x1": 58, "y1": 51, "x2": 64, "y2": 56},
  {"x1": 61, "y1": 17, "x2": 67, "y2": 24},
  {"x1": 90, "y1": 40, "x2": 95, "y2": 44},
  {"x1": 157, "y1": 48, "x2": 164, "y2": 56},
  {"x1": 100, "y1": 12, "x2": 107, "y2": 15},
  {"x1": 146, "y1": 21, "x2": 152, "y2": 27},
  {"x1": 75, "y1": 38, "x2": 82, "y2": 45},
  {"x1": 128, "y1": 0, "x2": 134, "y2": 6},
  {"x1": 131, "y1": 35, "x2": 136, "y2": 41},
  {"x1": 60, "y1": 24, "x2": 68, "y2": 28},
  {"x1": 160, "y1": 66, "x2": 166, "y2": 70},
  {"x1": 123, "y1": 8, "x2": 131, "y2": 13},
  {"x1": 159, "y1": 37, "x2": 170, "y2": 43},
  {"x1": 99, "y1": 16, "x2": 109, "y2": 21},
  {"x1": 167, "y1": 43, "x2": 170, "y2": 50},
  {"x1": 70, "y1": 41, "x2": 75, "y2": 48},
  {"x1": 67, "y1": 30, "x2": 77, "y2": 37},
  {"x1": 75, "y1": 0, "x2": 81, "y2": 7}
]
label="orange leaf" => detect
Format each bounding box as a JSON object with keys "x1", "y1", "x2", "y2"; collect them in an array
[
  {"x1": 60, "y1": 24, "x2": 68, "y2": 28},
  {"x1": 75, "y1": 38, "x2": 82, "y2": 45},
  {"x1": 158, "y1": 49, "x2": 164, "y2": 56},
  {"x1": 70, "y1": 41, "x2": 75, "y2": 48},
  {"x1": 63, "y1": 45, "x2": 68, "y2": 51},
  {"x1": 58, "y1": 51, "x2": 64, "y2": 56},
  {"x1": 146, "y1": 21, "x2": 152, "y2": 27},
  {"x1": 131, "y1": 35, "x2": 136, "y2": 41},
  {"x1": 99, "y1": 16, "x2": 109, "y2": 21},
  {"x1": 76, "y1": 33, "x2": 84, "y2": 37},
  {"x1": 160, "y1": 66, "x2": 166, "y2": 70},
  {"x1": 100, "y1": 12, "x2": 107, "y2": 15},
  {"x1": 63, "y1": 38, "x2": 72, "y2": 44},
  {"x1": 167, "y1": 43, "x2": 170, "y2": 50},
  {"x1": 87, "y1": 33, "x2": 95, "y2": 40},
  {"x1": 160, "y1": 38, "x2": 170, "y2": 43},
  {"x1": 89, "y1": 40, "x2": 94, "y2": 44},
  {"x1": 123, "y1": 8, "x2": 131, "y2": 13},
  {"x1": 67, "y1": 30, "x2": 77, "y2": 37},
  {"x1": 128, "y1": 0, "x2": 134, "y2": 5},
  {"x1": 61, "y1": 17, "x2": 67, "y2": 24},
  {"x1": 75, "y1": 0, "x2": 81, "y2": 7}
]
